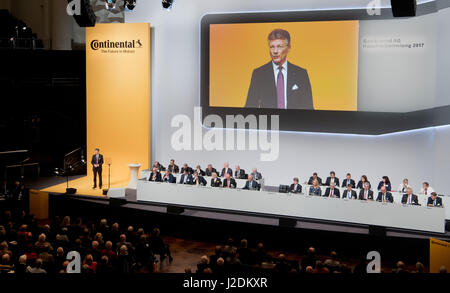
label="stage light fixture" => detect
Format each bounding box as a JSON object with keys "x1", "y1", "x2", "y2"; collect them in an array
[
  {"x1": 125, "y1": 0, "x2": 136, "y2": 11},
  {"x1": 105, "y1": 0, "x2": 117, "y2": 11},
  {"x1": 162, "y1": 0, "x2": 173, "y2": 10}
]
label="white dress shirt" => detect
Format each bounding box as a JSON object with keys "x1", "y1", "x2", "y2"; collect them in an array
[
  {"x1": 421, "y1": 187, "x2": 434, "y2": 195},
  {"x1": 272, "y1": 60, "x2": 288, "y2": 109}
]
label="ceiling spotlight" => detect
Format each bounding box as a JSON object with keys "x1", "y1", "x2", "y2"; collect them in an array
[
  {"x1": 105, "y1": 0, "x2": 117, "y2": 11},
  {"x1": 162, "y1": 0, "x2": 173, "y2": 10},
  {"x1": 125, "y1": 0, "x2": 136, "y2": 11}
]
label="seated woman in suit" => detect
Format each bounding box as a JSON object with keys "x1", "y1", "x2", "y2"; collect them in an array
[
  {"x1": 356, "y1": 175, "x2": 370, "y2": 189},
  {"x1": 377, "y1": 176, "x2": 391, "y2": 191},
  {"x1": 308, "y1": 179, "x2": 322, "y2": 196}
]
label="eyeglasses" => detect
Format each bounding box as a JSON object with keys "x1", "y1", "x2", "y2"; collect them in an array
[{"x1": 269, "y1": 45, "x2": 288, "y2": 50}]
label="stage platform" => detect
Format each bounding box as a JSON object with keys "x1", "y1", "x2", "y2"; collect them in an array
[
  {"x1": 39, "y1": 176, "x2": 127, "y2": 197},
  {"x1": 33, "y1": 176, "x2": 450, "y2": 242}
]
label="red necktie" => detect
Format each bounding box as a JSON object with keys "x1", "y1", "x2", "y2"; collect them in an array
[
  {"x1": 330, "y1": 189, "x2": 333, "y2": 197},
  {"x1": 276, "y1": 66, "x2": 285, "y2": 109}
]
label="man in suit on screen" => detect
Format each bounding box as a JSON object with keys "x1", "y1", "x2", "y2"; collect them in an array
[
  {"x1": 91, "y1": 148, "x2": 103, "y2": 189},
  {"x1": 245, "y1": 29, "x2": 313, "y2": 109}
]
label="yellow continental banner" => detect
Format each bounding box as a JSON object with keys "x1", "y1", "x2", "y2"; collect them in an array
[
  {"x1": 429, "y1": 237, "x2": 450, "y2": 273},
  {"x1": 86, "y1": 23, "x2": 151, "y2": 185}
]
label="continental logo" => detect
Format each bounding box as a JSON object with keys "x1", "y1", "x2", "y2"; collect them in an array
[{"x1": 90, "y1": 39, "x2": 143, "y2": 50}]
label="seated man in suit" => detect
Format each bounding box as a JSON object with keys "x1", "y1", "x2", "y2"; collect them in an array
[
  {"x1": 341, "y1": 173, "x2": 355, "y2": 188},
  {"x1": 205, "y1": 164, "x2": 217, "y2": 176},
  {"x1": 179, "y1": 169, "x2": 193, "y2": 184},
  {"x1": 307, "y1": 172, "x2": 322, "y2": 185},
  {"x1": 289, "y1": 177, "x2": 302, "y2": 194},
  {"x1": 427, "y1": 192, "x2": 443, "y2": 207},
  {"x1": 223, "y1": 173, "x2": 237, "y2": 189},
  {"x1": 152, "y1": 161, "x2": 165, "y2": 172},
  {"x1": 167, "y1": 159, "x2": 179, "y2": 174},
  {"x1": 323, "y1": 182, "x2": 340, "y2": 198},
  {"x1": 234, "y1": 165, "x2": 246, "y2": 179},
  {"x1": 342, "y1": 184, "x2": 357, "y2": 199},
  {"x1": 376, "y1": 186, "x2": 393, "y2": 203},
  {"x1": 358, "y1": 182, "x2": 374, "y2": 200},
  {"x1": 148, "y1": 167, "x2": 162, "y2": 182},
  {"x1": 421, "y1": 182, "x2": 435, "y2": 196},
  {"x1": 397, "y1": 178, "x2": 409, "y2": 193},
  {"x1": 401, "y1": 187, "x2": 419, "y2": 205},
  {"x1": 192, "y1": 171, "x2": 207, "y2": 186},
  {"x1": 180, "y1": 163, "x2": 193, "y2": 175},
  {"x1": 325, "y1": 171, "x2": 339, "y2": 187},
  {"x1": 243, "y1": 175, "x2": 260, "y2": 191},
  {"x1": 162, "y1": 170, "x2": 176, "y2": 183},
  {"x1": 194, "y1": 165, "x2": 206, "y2": 176},
  {"x1": 210, "y1": 172, "x2": 222, "y2": 187},
  {"x1": 308, "y1": 179, "x2": 322, "y2": 196},
  {"x1": 250, "y1": 168, "x2": 262, "y2": 180},
  {"x1": 220, "y1": 162, "x2": 233, "y2": 178}
]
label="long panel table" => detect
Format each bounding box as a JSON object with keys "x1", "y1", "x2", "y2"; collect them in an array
[
  {"x1": 140, "y1": 170, "x2": 264, "y2": 189},
  {"x1": 137, "y1": 181, "x2": 446, "y2": 233},
  {"x1": 301, "y1": 184, "x2": 450, "y2": 220}
]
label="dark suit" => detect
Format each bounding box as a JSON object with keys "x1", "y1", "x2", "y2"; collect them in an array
[
  {"x1": 180, "y1": 167, "x2": 193, "y2": 175},
  {"x1": 341, "y1": 179, "x2": 356, "y2": 188},
  {"x1": 376, "y1": 192, "x2": 394, "y2": 203},
  {"x1": 192, "y1": 176, "x2": 207, "y2": 186},
  {"x1": 358, "y1": 189, "x2": 374, "y2": 200},
  {"x1": 162, "y1": 173, "x2": 176, "y2": 183},
  {"x1": 356, "y1": 180, "x2": 370, "y2": 189},
  {"x1": 323, "y1": 187, "x2": 340, "y2": 198},
  {"x1": 342, "y1": 189, "x2": 357, "y2": 199},
  {"x1": 167, "y1": 164, "x2": 179, "y2": 174},
  {"x1": 308, "y1": 186, "x2": 322, "y2": 196},
  {"x1": 211, "y1": 178, "x2": 222, "y2": 187},
  {"x1": 245, "y1": 61, "x2": 313, "y2": 109},
  {"x1": 251, "y1": 172, "x2": 262, "y2": 180},
  {"x1": 153, "y1": 164, "x2": 165, "y2": 172},
  {"x1": 243, "y1": 180, "x2": 260, "y2": 191},
  {"x1": 325, "y1": 177, "x2": 340, "y2": 187},
  {"x1": 377, "y1": 181, "x2": 391, "y2": 191},
  {"x1": 223, "y1": 178, "x2": 237, "y2": 188},
  {"x1": 148, "y1": 172, "x2": 162, "y2": 182},
  {"x1": 401, "y1": 193, "x2": 419, "y2": 205},
  {"x1": 234, "y1": 169, "x2": 246, "y2": 179},
  {"x1": 179, "y1": 174, "x2": 193, "y2": 184},
  {"x1": 91, "y1": 154, "x2": 104, "y2": 187},
  {"x1": 289, "y1": 184, "x2": 302, "y2": 194},
  {"x1": 220, "y1": 168, "x2": 233, "y2": 178},
  {"x1": 427, "y1": 196, "x2": 443, "y2": 207},
  {"x1": 205, "y1": 168, "x2": 217, "y2": 176},
  {"x1": 195, "y1": 169, "x2": 206, "y2": 176},
  {"x1": 308, "y1": 176, "x2": 322, "y2": 185}
]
